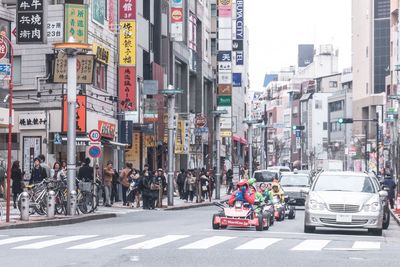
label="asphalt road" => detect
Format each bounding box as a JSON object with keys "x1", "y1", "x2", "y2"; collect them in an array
[{"x1": 0, "y1": 206, "x2": 400, "y2": 267}]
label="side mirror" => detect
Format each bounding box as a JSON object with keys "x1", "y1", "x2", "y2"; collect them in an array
[
  {"x1": 300, "y1": 188, "x2": 310, "y2": 195},
  {"x1": 381, "y1": 185, "x2": 389, "y2": 191},
  {"x1": 379, "y1": 190, "x2": 388, "y2": 198}
]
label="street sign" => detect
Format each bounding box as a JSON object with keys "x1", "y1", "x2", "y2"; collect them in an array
[
  {"x1": 0, "y1": 63, "x2": 11, "y2": 80},
  {"x1": 88, "y1": 145, "x2": 101, "y2": 158},
  {"x1": 296, "y1": 137, "x2": 301, "y2": 150},
  {"x1": 0, "y1": 39, "x2": 7, "y2": 60},
  {"x1": 295, "y1": 130, "x2": 301, "y2": 138},
  {"x1": 194, "y1": 127, "x2": 209, "y2": 135},
  {"x1": 54, "y1": 133, "x2": 62, "y2": 145},
  {"x1": 89, "y1": 129, "x2": 101, "y2": 142}
]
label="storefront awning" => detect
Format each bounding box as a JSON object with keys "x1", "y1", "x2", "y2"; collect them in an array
[
  {"x1": 232, "y1": 135, "x2": 248, "y2": 145},
  {"x1": 102, "y1": 139, "x2": 129, "y2": 148}
]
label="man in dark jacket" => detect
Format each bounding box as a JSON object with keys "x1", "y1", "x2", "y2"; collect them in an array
[
  {"x1": 177, "y1": 169, "x2": 186, "y2": 199},
  {"x1": 78, "y1": 158, "x2": 94, "y2": 182},
  {"x1": 29, "y1": 158, "x2": 47, "y2": 185},
  {"x1": 383, "y1": 173, "x2": 396, "y2": 209}
]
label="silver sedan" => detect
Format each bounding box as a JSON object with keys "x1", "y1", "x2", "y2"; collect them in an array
[{"x1": 303, "y1": 171, "x2": 388, "y2": 236}]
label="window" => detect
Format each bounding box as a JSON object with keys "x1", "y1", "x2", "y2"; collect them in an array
[
  {"x1": 329, "y1": 100, "x2": 343, "y2": 112},
  {"x1": 94, "y1": 61, "x2": 107, "y2": 91},
  {"x1": 211, "y1": 4, "x2": 217, "y2": 16},
  {"x1": 315, "y1": 100, "x2": 322, "y2": 109},
  {"x1": 211, "y1": 38, "x2": 217, "y2": 55},
  {"x1": 13, "y1": 56, "x2": 21, "y2": 85},
  {"x1": 329, "y1": 81, "x2": 338, "y2": 88},
  {"x1": 323, "y1": 122, "x2": 327, "y2": 131}
]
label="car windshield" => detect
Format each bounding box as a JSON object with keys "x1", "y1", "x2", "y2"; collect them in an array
[
  {"x1": 254, "y1": 171, "x2": 277, "y2": 182},
  {"x1": 313, "y1": 175, "x2": 376, "y2": 193},
  {"x1": 280, "y1": 175, "x2": 309, "y2": 187}
]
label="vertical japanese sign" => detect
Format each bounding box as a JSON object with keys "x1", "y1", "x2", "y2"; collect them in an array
[
  {"x1": 64, "y1": 4, "x2": 88, "y2": 43},
  {"x1": 119, "y1": 21, "x2": 136, "y2": 66},
  {"x1": 170, "y1": 0, "x2": 184, "y2": 42},
  {"x1": 92, "y1": 0, "x2": 105, "y2": 26},
  {"x1": 16, "y1": 0, "x2": 45, "y2": 44},
  {"x1": 62, "y1": 95, "x2": 87, "y2": 133},
  {"x1": 175, "y1": 118, "x2": 185, "y2": 154},
  {"x1": 120, "y1": 0, "x2": 136, "y2": 20},
  {"x1": 119, "y1": 67, "x2": 137, "y2": 111}
]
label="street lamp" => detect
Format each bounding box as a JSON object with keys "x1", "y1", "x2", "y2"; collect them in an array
[
  {"x1": 243, "y1": 119, "x2": 263, "y2": 178},
  {"x1": 160, "y1": 85, "x2": 183, "y2": 206},
  {"x1": 53, "y1": 37, "x2": 91, "y2": 215},
  {"x1": 211, "y1": 109, "x2": 228, "y2": 200}
]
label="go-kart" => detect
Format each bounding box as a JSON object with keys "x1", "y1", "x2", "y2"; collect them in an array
[
  {"x1": 212, "y1": 200, "x2": 270, "y2": 231},
  {"x1": 272, "y1": 196, "x2": 286, "y2": 221},
  {"x1": 263, "y1": 200, "x2": 275, "y2": 226},
  {"x1": 284, "y1": 196, "x2": 296, "y2": 220}
]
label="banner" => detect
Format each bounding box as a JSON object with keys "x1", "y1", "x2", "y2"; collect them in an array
[
  {"x1": 62, "y1": 95, "x2": 87, "y2": 133},
  {"x1": 119, "y1": 20, "x2": 136, "y2": 66},
  {"x1": 170, "y1": 0, "x2": 184, "y2": 42},
  {"x1": 16, "y1": 0, "x2": 45, "y2": 44},
  {"x1": 175, "y1": 118, "x2": 186, "y2": 154},
  {"x1": 119, "y1": 67, "x2": 136, "y2": 111},
  {"x1": 64, "y1": 4, "x2": 88, "y2": 43}
]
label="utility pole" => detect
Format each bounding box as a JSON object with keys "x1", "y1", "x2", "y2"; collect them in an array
[
  {"x1": 212, "y1": 110, "x2": 227, "y2": 199},
  {"x1": 365, "y1": 124, "x2": 369, "y2": 172},
  {"x1": 244, "y1": 119, "x2": 263, "y2": 178}
]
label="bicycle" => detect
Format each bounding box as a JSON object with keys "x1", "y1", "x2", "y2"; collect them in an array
[{"x1": 17, "y1": 180, "x2": 50, "y2": 215}]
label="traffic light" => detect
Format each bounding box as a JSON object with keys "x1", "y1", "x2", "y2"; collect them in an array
[
  {"x1": 337, "y1": 118, "x2": 353, "y2": 124},
  {"x1": 292, "y1": 125, "x2": 305, "y2": 130}
]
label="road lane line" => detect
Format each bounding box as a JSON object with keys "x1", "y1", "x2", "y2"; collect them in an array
[
  {"x1": 179, "y1": 236, "x2": 236, "y2": 250},
  {"x1": 291, "y1": 239, "x2": 331, "y2": 251},
  {"x1": 0, "y1": 236, "x2": 50, "y2": 246},
  {"x1": 67, "y1": 235, "x2": 143, "y2": 249},
  {"x1": 352, "y1": 241, "x2": 381, "y2": 250},
  {"x1": 13, "y1": 235, "x2": 98, "y2": 249},
  {"x1": 123, "y1": 235, "x2": 190, "y2": 249},
  {"x1": 235, "y1": 238, "x2": 282, "y2": 250}
]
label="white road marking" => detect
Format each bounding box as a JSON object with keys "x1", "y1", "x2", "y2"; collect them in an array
[
  {"x1": 235, "y1": 238, "x2": 282, "y2": 250},
  {"x1": 352, "y1": 241, "x2": 381, "y2": 250},
  {"x1": 291, "y1": 239, "x2": 331, "y2": 251},
  {"x1": 124, "y1": 235, "x2": 189, "y2": 249},
  {"x1": 179, "y1": 236, "x2": 236, "y2": 250},
  {"x1": 0, "y1": 236, "x2": 49, "y2": 246},
  {"x1": 67, "y1": 235, "x2": 143, "y2": 250},
  {"x1": 13, "y1": 235, "x2": 98, "y2": 249}
]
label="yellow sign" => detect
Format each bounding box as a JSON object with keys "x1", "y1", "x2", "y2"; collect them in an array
[
  {"x1": 163, "y1": 114, "x2": 168, "y2": 143},
  {"x1": 221, "y1": 130, "x2": 232, "y2": 137},
  {"x1": 218, "y1": 0, "x2": 232, "y2": 6},
  {"x1": 125, "y1": 133, "x2": 140, "y2": 169},
  {"x1": 92, "y1": 43, "x2": 110, "y2": 65},
  {"x1": 119, "y1": 21, "x2": 136, "y2": 66},
  {"x1": 175, "y1": 118, "x2": 185, "y2": 154},
  {"x1": 144, "y1": 135, "x2": 155, "y2": 148}
]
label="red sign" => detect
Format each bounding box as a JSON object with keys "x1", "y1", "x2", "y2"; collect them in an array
[
  {"x1": 0, "y1": 39, "x2": 7, "y2": 60},
  {"x1": 195, "y1": 114, "x2": 207, "y2": 128},
  {"x1": 98, "y1": 120, "x2": 116, "y2": 139},
  {"x1": 171, "y1": 8, "x2": 183, "y2": 23},
  {"x1": 62, "y1": 95, "x2": 87, "y2": 133},
  {"x1": 120, "y1": 0, "x2": 136, "y2": 20},
  {"x1": 108, "y1": 0, "x2": 115, "y2": 31},
  {"x1": 119, "y1": 66, "x2": 137, "y2": 111}
]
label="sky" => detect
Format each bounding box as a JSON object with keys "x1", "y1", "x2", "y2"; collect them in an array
[{"x1": 245, "y1": 0, "x2": 352, "y2": 90}]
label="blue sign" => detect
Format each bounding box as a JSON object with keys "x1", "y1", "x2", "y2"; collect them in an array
[
  {"x1": 171, "y1": 0, "x2": 183, "y2": 7},
  {"x1": 295, "y1": 130, "x2": 301, "y2": 138},
  {"x1": 217, "y1": 51, "x2": 232, "y2": 62},
  {"x1": 236, "y1": 0, "x2": 244, "y2": 40},
  {"x1": 232, "y1": 73, "x2": 242, "y2": 87},
  {"x1": 0, "y1": 63, "x2": 11, "y2": 78},
  {"x1": 54, "y1": 133, "x2": 62, "y2": 145},
  {"x1": 89, "y1": 146, "x2": 101, "y2": 158},
  {"x1": 236, "y1": 51, "x2": 244, "y2": 65},
  {"x1": 194, "y1": 127, "x2": 209, "y2": 135}
]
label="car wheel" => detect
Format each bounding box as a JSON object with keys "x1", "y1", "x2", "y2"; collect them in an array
[
  {"x1": 288, "y1": 206, "x2": 296, "y2": 219},
  {"x1": 263, "y1": 213, "x2": 270, "y2": 230},
  {"x1": 256, "y1": 215, "x2": 264, "y2": 231},
  {"x1": 368, "y1": 228, "x2": 383, "y2": 236},
  {"x1": 212, "y1": 214, "x2": 220, "y2": 230},
  {"x1": 304, "y1": 224, "x2": 315, "y2": 233},
  {"x1": 382, "y1": 207, "x2": 390, "y2": 230}
]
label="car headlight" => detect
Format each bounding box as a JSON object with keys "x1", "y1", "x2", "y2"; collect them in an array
[
  {"x1": 309, "y1": 199, "x2": 326, "y2": 211},
  {"x1": 363, "y1": 202, "x2": 380, "y2": 212}
]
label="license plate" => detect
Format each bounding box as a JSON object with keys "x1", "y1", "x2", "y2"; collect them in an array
[{"x1": 336, "y1": 214, "x2": 352, "y2": 223}]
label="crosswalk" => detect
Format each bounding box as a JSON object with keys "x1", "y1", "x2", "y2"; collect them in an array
[{"x1": 0, "y1": 234, "x2": 382, "y2": 252}]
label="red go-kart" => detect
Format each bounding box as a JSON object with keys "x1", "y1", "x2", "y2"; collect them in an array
[{"x1": 212, "y1": 201, "x2": 269, "y2": 231}]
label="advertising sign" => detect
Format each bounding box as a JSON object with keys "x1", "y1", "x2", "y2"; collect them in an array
[
  {"x1": 47, "y1": 21, "x2": 63, "y2": 39},
  {"x1": 92, "y1": 0, "x2": 105, "y2": 26},
  {"x1": 23, "y1": 136, "x2": 41, "y2": 177},
  {"x1": 98, "y1": 120, "x2": 116, "y2": 139},
  {"x1": 119, "y1": 20, "x2": 136, "y2": 66},
  {"x1": 217, "y1": 51, "x2": 232, "y2": 62},
  {"x1": 218, "y1": 73, "x2": 232, "y2": 84},
  {"x1": 0, "y1": 63, "x2": 10, "y2": 80},
  {"x1": 175, "y1": 118, "x2": 185, "y2": 154},
  {"x1": 19, "y1": 111, "x2": 47, "y2": 130},
  {"x1": 120, "y1": 120, "x2": 133, "y2": 144},
  {"x1": 62, "y1": 95, "x2": 87, "y2": 133},
  {"x1": 235, "y1": 51, "x2": 244, "y2": 65},
  {"x1": 16, "y1": 0, "x2": 45, "y2": 44},
  {"x1": 92, "y1": 43, "x2": 110, "y2": 64},
  {"x1": 143, "y1": 80, "x2": 158, "y2": 95},
  {"x1": 171, "y1": 8, "x2": 183, "y2": 23},
  {"x1": 53, "y1": 53, "x2": 94, "y2": 84},
  {"x1": 236, "y1": 0, "x2": 244, "y2": 40},
  {"x1": 232, "y1": 73, "x2": 242, "y2": 87},
  {"x1": 120, "y1": 0, "x2": 136, "y2": 20},
  {"x1": 171, "y1": 0, "x2": 183, "y2": 8},
  {"x1": 217, "y1": 96, "x2": 232, "y2": 106},
  {"x1": 218, "y1": 84, "x2": 232, "y2": 95},
  {"x1": 119, "y1": 67, "x2": 137, "y2": 111},
  {"x1": 170, "y1": 0, "x2": 183, "y2": 42},
  {"x1": 232, "y1": 40, "x2": 243, "y2": 51},
  {"x1": 218, "y1": 61, "x2": 232, "y2": 72},
  {"x1": 108, "y1": 0, "x2": 114, "y2": 31},
  {"x1": 64, "y1": 4, "x2": 88, "y2": 43}
]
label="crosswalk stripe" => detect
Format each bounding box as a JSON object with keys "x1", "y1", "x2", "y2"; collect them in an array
[
  {"x1": 291, "y1": 239, "x2": 331, "y2": 251},
  {"x1": 235, "y1": 238, "x2": 282, "y2": 250},
  {"x1": 0, "y1": 236, "x2": 50, "y2": 246},
  {"x1": 179, "y1": 236, "x2": 236, "y2": 250},
  {"x1": 352, "y1": 241, "x2": 381, "y2": 250},
  {"x1": 67, "y1": 235, "x2": 143, "y2": 250},
  {"x1": 13, "y1": 235, "x2": 98, "y2": 249},
  {"x1": 123, "y1": 235, "x2": 190, "y2": 250}
]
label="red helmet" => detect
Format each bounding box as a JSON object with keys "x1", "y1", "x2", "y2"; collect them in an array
[{"x1": 237, "y1": 179, "x2": 248, "y2": 187}]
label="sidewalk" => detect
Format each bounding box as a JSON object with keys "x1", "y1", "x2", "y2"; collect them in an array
[{"x1": 390, "y1": 208, "x2": 400, "y2": 226}]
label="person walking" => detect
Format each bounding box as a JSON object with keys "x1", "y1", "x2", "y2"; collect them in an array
[
  {"x1": 139, "y1": 170, "x2": 152, "y2": 209},
  {"x1": 103, "y1": 161, "x2": 114, "y2": 207},
  {"x1": 226, "y1": 169, "x2": 234, "y2": 195},
  {"x1": 111, "y1": 167, "x2": 120, "y2": 204},
  {"x1": 78, "y1": 158, "x2": 94, "y2": 182},
  {"x1": 185, "y1": 170, "x2": 196, "y2": 203},
  {"x1": 200, "y1": 171, "x2": 209, "y2": 200},
  {"x1": 11, "y1": 161, "x2": 23, "y2": 209},
  {"x1": 29, "y1": 158, "x2": 47, "y2": 185},
  {"x1": 38, "y1": 154, "x2": 51, "y2": 179},
  {"x1": 383, "y1": 172, "x2": 396, "y2": 209},
  {"x1": 177, "y1": 169, "x2": 186, "y2": 199},
  {"x1": 120, "y1": 163, "x2": 132, "y2": 206},
  {"x1": 0, "y1": 161, "x2": 6, "y2": 199}
]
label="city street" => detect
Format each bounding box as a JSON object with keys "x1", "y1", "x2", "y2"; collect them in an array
[{"x1": 0, "y1": 207, "x2": 399, "y2": 267}]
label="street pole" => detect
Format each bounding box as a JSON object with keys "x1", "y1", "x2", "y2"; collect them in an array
[
  {"x1": 376, "y1": 117, "x2": 380, "y2": 175},
  {"x1": 248, "y1": 124, "x2": 253, "y2": 178},
  {"x1": 215, "y1": 115, "x2": 221, "y2": 199},
  {"x1": 167, "y1": 94, "x2": 175, "y2": 206},
  {"x1": 260, "y1": 126, "x2": 265, "y2": 169},
  {"x1": 365, "y1": 124, "x2": 369, "y2": 172}
]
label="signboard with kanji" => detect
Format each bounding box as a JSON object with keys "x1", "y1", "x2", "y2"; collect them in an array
[
  {"x1": 53, "y1": 53, "x2": 94, "y2": 84},
  {"x1": 120, "y1": 0, "x2": 136, "y2": 20},
  {"x1": 16, "y1": 0, "x2": 45, "y2": 44},
  {"x1": 119, "y1": 21, "x2": 136, "y2": 66},
  {"x1": 62, "y1": 95, "x2": 87, "y2": 133},
  {"x1": 47, "y1": 21, "x2": 63, "y2": 39},
  {"x1": 119, "y1": 67, "x2": 136, "y2": 111},
  {"x1": 64, "y1": 4, "x2": 88, "y2": 43}
]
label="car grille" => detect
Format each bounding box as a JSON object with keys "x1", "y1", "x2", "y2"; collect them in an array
[
  {"x1": 320, "y1": 218, "x2": 368, "y2": 226},
  {"x1": 328, "y1": 204, "x2": 360, "y2": 213}
]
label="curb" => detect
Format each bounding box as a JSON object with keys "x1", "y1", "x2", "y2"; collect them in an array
[
  {"x1": 390, "y1": 209, "x2": 400, "y2": 226},
  {"x1": 0, "y1": 213, "x2": 117, "y2": 230},
  {"x1": 164, "y1": 198, "x2": 229, "y2": 211}
]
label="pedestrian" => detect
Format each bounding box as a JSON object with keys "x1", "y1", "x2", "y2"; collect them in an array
[
  {"x1": 184, "y1": 170, "x2": 196, "y2": 203},
  {"x1": 111, "y1": 166, "x2": 120, "y2": 204},
  {"x1": 50, "y1": 162, "x2": 65, "y2": 181},
  {"x1": 0, "y1": 161, "x2": 6, "y2": 199},
  {"x1": 38, "y1": 154, "x2": 51, "y2": 179},
  {"x1": 226, "y1": 169, "x2": 234, "y2": 194},
  {"x1": 11, "y1": 160, "x2": 23, "y2": 209},
  {"x1": 200, "y1": 171, "x2": 209, "y2": 200},
  {"x1": 29, "y1": 158, "x2": 47, "y2": 185},
  {"x1": 78, "y1": 158, "x2": 94, "y2": 182},
  {"x1": 120, "y1": 162, "x2": 132, "y2": 206},
  {"x1": 177, "y1": 169, "x2": 186, "y2": 199},
  {"x1": 103, "y1": 161, "x2": 114, "y2": 207},
  {"x1": 61, "y1": 161, "x2": 67, "y2": 171},
  {"x1": 383, "y1": 172, "x2": 396, "y2": 209},
  {"x1": 139, "y1": 170, "x2": 152, "y2": 209},
  {"x1": 207, "y1": 170, "x2": 215, "y2": 199}
]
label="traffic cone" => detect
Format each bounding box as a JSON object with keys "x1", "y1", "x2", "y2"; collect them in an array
[{"x1": 395, "y1": 193, "x2": 400, "y2": 214}]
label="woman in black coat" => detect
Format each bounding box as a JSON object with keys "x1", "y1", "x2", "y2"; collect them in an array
[{"x1": 11, "y1": 161, "x2": 23, "y2": 209}]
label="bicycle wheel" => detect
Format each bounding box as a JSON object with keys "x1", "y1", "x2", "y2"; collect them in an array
[
  {"x1": 55, "y1": 191, "x2": 66, "y2": 215},
  {"x1": 78, "y1": 191, "x2": 94, "y2": 214}
]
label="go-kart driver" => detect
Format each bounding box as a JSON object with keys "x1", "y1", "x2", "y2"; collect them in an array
[
  {"x1": 256, "y1": 182, "x2": 273, "y2": 203},
  {"x1": 228, "y1": 179, "x2": 256, "y2": 206},
  {"x1": 271, "y1": 182, "x2": 285, "y2": 203}
]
